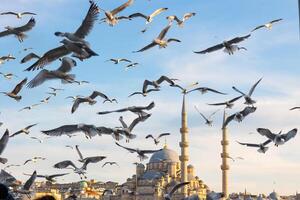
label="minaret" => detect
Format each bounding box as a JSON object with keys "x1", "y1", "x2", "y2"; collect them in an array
[
  {"x1": 179, "y1": 94, "x2": 189, "y2": 197},
  {"x1": 221, "y1": 111, "x2": 229, "y2": 199}
]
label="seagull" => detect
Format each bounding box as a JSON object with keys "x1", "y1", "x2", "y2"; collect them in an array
[
  {"x1": 173, "y1": 85, "x2": 226, "y2": 95},
  {"x1": 232, "y1": 78, "x2": 262, "y2": 105},
  {"x1": 226, "y1": 155, "x2": 244, "y2": 162},
  {"x1": 194, "y1": 106, "x2": 219, "y2": 126},
  {"x1": 3, "y1": 164, "x2": 21, "y2": 170},
  {"x1": 103, "y1": 98, "x2": 118, "y2": 104},
  {"x1": 0, "y1": 12, "x2": 36, "y2": 19},
  {"x1": 128, "y1": 88, "x2": 160, "y2": 97},
  {"x1": 40, "y1": 96, "x2": 51, "y2": 104},
  {"x1": 145, "y1": 133, "x2": 170, "y2": 145},
  {"x1": 73, "y1": 80, "x2": 90, "y2": 85},
  {"x1": 20, "y1": 52, "x2": 40, "y2": 64},
  {"x1": 97, "y1": 101, "x2": 155, "y2": 117},
  {"x1": 125, "y1": 62, "x2": 139, "y2": 70},
  {"x1": 71, "y1": 91, "x2": 114, "y2": 113},
  {"x1": 42, "y1": 124, "x2": 101, "y2": 139},
  {"x1": 19, "y1": 47, "x2": 33, "y2": 53},
  {"x1": 54, "y1": 158, "x2": 105, "y2": 179},
  {"x1": 164, "y1": 182, "x2": 190, "y2": 200},
  {"x1": 25, "y1": 2, "x2": 99, "y2": 71},
  {"x1": 166, "y1": 12, "x2": 196, "y2": 27},
  {"x1": 75, "y1": 145, "x2": 106, "y2": 163},
  {"x1": 23, "y1": 157, "x2": 46, "y2": 165},
  {"x1": 96, "y1": 126, "x2": 125, "y2": 141},
  {"x1": 115, "y1": 142, "x2": 162, "y2": 161},
  {"x1": 66, "y1": 95, "x2": 84, "y2": 102},
  {"x1": 129, "y1": 8, "x2": 168, "y2": 24},
  {"x1": 0, "y1": 55, "x2": 15, "y2": 65},
  {"x1": 134, "y1": 24, "x2": 180, "y2": 52},
  {"x1": 27, "y1": 57, "x2": 77, "y2": 88},
  {"x1": 223, "y1": 106, "x2": 257, "y2": 128},
  {"x1": 23, "y1": 173, "x2": 69, "y2": 183},
  {"x1": 10, "y1": 124, "x2": 37, "y2": 138},
  {"x1": 0, "y1": 72, "x2": 18, "y2": 80},
  {"x1": 106, "y1": 58, "x2": 131, "y2": 64},
  {"x1": 237, "y1": 140, "x2": 272, "y2": 154},
  {"x1": 251, "y1": 19, "x2": 283, "y2": 32},
  {"x1": 102, "y1": 162, "x2": 119, "y2": 168},
  {"x1": 194, "y1": 34, "x2": 251, "y2": 55},
  {"x1": 256, "y1": 128, "x2": 297, "y2": 147},
  {"x1": 0, "y1": 18, "x2": 36, "y2": 42},
  {"x1": 1, "y1": 78, "x2": 27, "y2": 101},
  {"x1": 290, "y1": 107, "x2": 300, "y2": 111},
  {"x1": 19, "y1": 103, "x2": 41, "y2": 112},
  {"x1": 47, "y1": 92, "x2": 57, "y2": 96},
  {"x1": 143, "y1": 75, "x2": 177, "y2": 90},
  {"x1": 99, "y1": 0, "x2": 133, "y2": 26},
  {"x1": 0, "y1": 130, "x2": 9, "y2": 164},
  {"x1": 207, "y1": 95, "x2": 243, "y2": 109},
  {"x1": 30, "y1": 137, "x2": 43, "y2": 143},
  {"x1": 13, "y1": 171, "x2": 36, "y2": 197},
  {"x1": 65, "y1": 145, "x2": 73, "y2": 149}
]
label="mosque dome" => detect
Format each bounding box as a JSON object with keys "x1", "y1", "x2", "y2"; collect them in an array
[
  {"x1": 269, "y1": 191, "x2": 280, "y2": 200},
  {"x1": 149, "y1": 145, "x2": 180, "y2": 163}
]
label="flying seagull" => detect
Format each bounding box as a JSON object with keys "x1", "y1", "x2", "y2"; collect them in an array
[
  {"x1": 145, "y1": 133, "x2": 170, "y2": 145},
  {"x1": 0, "y1": 18, "x2": 36, "y2": 42},
  {"x1": 10, "y1": 124, "x2": 37, "y2": 138},
  {"x1": 207, "y1": 95, "x2": 242, "y2": 109},
  {"x1": 49, "y1": 87, "x2": 64, "y2": 92},
  {"x1": 0, "y1": 54, "x2": 15, "y2": 64},
  {"x1": 23, "y1": 173, "x2": 69, "y2": 183},
  {"x1": 1, "y1": 78, "x2": 27, "y2": 101},
  {"x1": 40, "y1": 96, "x2": 51, "y2": 104},
  {"x1": 19, "y1": 103, "x2": 41, "y2": 112},
  {"x1": 166, "y1": 12, "x2": 196, "y2": 27},
  {"x1": 24, "y1": 157, "x2": 46, "y2": 165},
  {"x1": 129, "y1": 8, "x2": 168, "y2": 24},
  {"x1": 125, "y1": 62, "x2": 139, "y2": 70},
  {"x1": 75, "y1": 145, "x2": 106, "y2": 163},
  {"x1": 3, "y1": 164, "x2": 21, "y2": 170},
  {"x1": 71, "y1": 91, "x2": 114, "y2": 113},
  {"x1": 133, "y1": 24, "x2": 180, "y2": 52},
  {"x1": 164, "y1": 182, "x2": 190, "y2": 200},
  {"x1": 232, "y1": 78, "x2": 262, "y2": 105},
  {"x1": 0, "y1": 12, "x2": 36, "y2": 19},
  {"x1": 256, "y1": 128, "x2": 297, "y2": 147},
  {"x1": 0, "y1": 72, "x2": 18, "y2": 80},
  {"x1": 42, "y1": 124, "x2": 101, "y2": 139},
  {"x1": 96, "y1": 126, "x2": 125, "y2": 141},
  {"x1": 223, "y1": 106, "x2": 257, "y2": 128},
  {"x1": 251, "y1": 19, "x2": 283, "y2": 32},
  {"x1": 14, "y1": 170, "x2": 36, "y2": 197},
  {"x1": 99, "y1": 0, "x2": 133, "y2": 26},
  {"x1": 20, "y1": 52, "x2": 40, "y2": 64},
  {"x1": 194, "y1": 106, "x2": 219, "y2": 126},
  {"x1": 143, "y1": 75, "x2": 177, "y2": 91},
  {"x1": 27, "y1": 57, "x2": 77, "y2": 88},
  {"x1": 237, "y1": 140, "x2": 272, "y2": 154},
  {"x1": 25, "y1": 2, "x2": 99, "y2": 71},
  {"x1": 107, "y1": 58, "x2": 131, "y2": 64},
  {"x1": 173, "y1": 84, "x2": 226, "y2": 95},
  {"x1": 115, "y1": 142, "x2": 162, "y2": 161},
  {"x1": 102, "y1": 162, "x2": 119, "y2": 168},
  {"x1": 194, "y1": 34, "x2": 250, "y2": 55},
  {"x1": 290, "y1": 107, "x2": 300, "y2": 111},
  {"x1": 0, "y1": 130, "x2": 9, "y2": 164},
  {"x1": 30, "y1": 137, "x2": 43, "y2": 143}
]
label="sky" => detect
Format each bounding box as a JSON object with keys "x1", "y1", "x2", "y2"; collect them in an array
[{"x1": 0, "y1": 0, "x2": 300, "y2": 196}]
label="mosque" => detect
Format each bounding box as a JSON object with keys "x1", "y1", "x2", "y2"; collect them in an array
[{"x1": 103, "y1": 96, "x2": 209, "y2": 200}]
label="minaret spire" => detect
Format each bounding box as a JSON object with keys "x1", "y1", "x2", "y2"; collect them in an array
[
  {"x1": 179, "y1": 94, "x2": 189, "y2": 197},
  {"x1": 221, "y1": 110, "x2": 229, "y2": 199}
]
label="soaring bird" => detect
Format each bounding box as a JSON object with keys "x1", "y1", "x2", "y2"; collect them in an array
[
  {"x1": 0, "y1": 18, "x2": 36, "y2": 42},
  {"x1": 129, "y1": 8, "x2": 168, "y2": 24},
  {"x1": 0, "y1": 12, "x2": 36, "y2": 19},
  {"x1": 3, "y1": 164, "x2": 21, "y2": 170},
  {"x1": 99, "y1": 0, "x2": 133, "y2": 26},
  {"x1": 164, "y1": 182, "x2": 190, "y2": 200},
  {"x1": 0, "y1": 72, "x2": 18, "y2": 80},
  {"x1": 194, "y1": 34, "x2": 250, "y2": 55},
  {"x1": 237, "y1": 140, "x2": 272, "y2": 154},
  {"x1": 97, "y1": 101, "x2": 155, "y2": 117},
  {"x1": 27, "y1": 57, "x2": 77, "y2": 88},
  {"x1": 133, "y1": 24, "x2": 180, "y2": 52},
  {"x1": 25, "y1": 2, "x2": 99, "y2": 71},
  {"x1": 125, "y1": 62, "x2": 139, "y2": 70},
  {"x1": 23, "y1": 173, "x2": 69, "y2": 183},
  {"x1": 257, "y1": 128, "x2": 297, "y2": 147},
  {"x1": 102, "y1": 162, "x2": 119, "y2": 168},
  {"x1": 223, "y1": 106, "x2": 257, "y2": 128},
  {"x1": 207, "y1": 95, "x2": 243, "y2": 109},
  {"x1": 107, "y1": 58, "x2": 131, "y2": 64},
  {"x1": 145, "y1": 133, "x2": 170, "y2": 145},
  {"x1": 19, "y1": 103, "x2": 41, "y2": 112},
  {"x1": 66, "y1": 95, "x2": 84, "y2": 102},
  {"x1": 42, "y1": 124, "x2": 101, "y2": 139},
  {"x1": 0, "y1": 130, "x2": 9, "y2": 164},
  {"x1": 128, "y1": 88, "x2": 160, "y2": 97},
  {"x1": 1, "y1": 78, "x2": 27, "y2": 101},
  {"x1": 115, "y1": 142, "x2": 162, "y2": 161},
  {"x1": 143, "y1": 75, "x2": 177, "y2": 91},
  {"x1": 96, "y1": 126, "x2": 125, "y2": 141},
  {"x1": 194, "y1": 106, "x2": 219, "y2": 126},
  {"x1": 54, "y1": 158, "x2": 105, "y2": 179},
  {"x1": 71, "y1": 91, "x2": 114, "y2": 113},
  {"x1": 0, "y1": 54, "x2": 15, "y2": 64},
  {"x1": 232, "y1": 78, "x2": 262, "y2": 105},
  {"x1": 75, "y1": 145, "x2": 106, "y2": 163},
  {"x1": 23, "y1": 157, "x2": 46, "y2": 165},
  {"x1": 251, "y1": 19, "x2": 283, "y2": 32},
  {"x1": 173, "y1": 84, "x2": 226, "y2": 95},
  {"x1": 49, "y1": 87, "x2": 64, "y2": 92},
  {"x1": 40, "y1": 96, "x2": 51, "y2": 104},
  {"x1": 10, "y1": 124, "x2": 37, "y2": 138},
  {"x1": 166, "y1": 12, "x2": 196, "y2": 27},
  {"x1": 20, "y1": 52, "x2": 40, "y2": 64},
  {"x1": 73, "y1": 80, "x2": 90, "y2": 85},
  {"x1": 14, "y1": 171, "x2": 36, "y2": 196},
  {"x1": 29, "y1": 137, "x2": 43, "y2": 143}
]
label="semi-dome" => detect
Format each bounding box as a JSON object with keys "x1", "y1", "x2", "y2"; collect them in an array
[{"x1": 149, "y1": 145, "x2": 179, "y2": 163}]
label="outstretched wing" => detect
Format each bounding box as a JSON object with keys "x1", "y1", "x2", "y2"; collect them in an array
[
  {"x1": 257, "y1": 128, "x2": 276, "y2": 140},
  {"x1": 89, "y1": 91, "x2": 109, "y2": 100},
  {"x1": 169, "y1": 182, "x2": 190, "y2": 196},
  {"x1": 11, "y1": 78, "x2": 27, "y2": 95},
  {"x1": 193, "y1": 43, "x2": 224, "y2": 54},
  {"x1": 75, "y1": 145, "x2": 84, "y2": 160},
  {"x1": 57, "y1": 57, "x2": 77, "y2": 73},
  {"x1": 0, "y1": 129, "x2": 9, "y2": 155},
  {"x1": 227, "y1": 34, "x2": 251, "y2": 44},
  {"x1": 248, "y1": 77, "x2": 262, "y2": 96},
  {"x1": 14, "y1": 18, "x2": 36, "y2": 33},
  {"x1": 157, "y1": 24, "x2": 171, "y2": 40},
  {"x1": 23, "y1": 170, "x2": 37, "y2": 190},
  {"x1": 156, "y1": 75, "x2": 175, "y2": 85},
  {"x1": 281, "y1": 128, "x2": 297, "y2": 142},
  {"x1": 21, "y1": 52, "x2": 40, "y2": 64},
  {"x1": 222, "y1": 113, "x2": 235, "y2": 128},
  {"x1": 128, "y1": 13, "x2": 148, "y2": 20},
  {"x1": 54, "y1": 160, "x2": 77, "y2": 169},
  {"x1": 236, "y1": 141, "x2": 260, "y2": 147},
  {"x1": 111, "y1": 0, "x2": 133, "y2": 15},
  {"x1": 49, "y1": 173, "x2": 69, "y2": 179},
  {"x1": 149, "y1": 8, "x2": 168, "y2": 19},
  {"x1": 115, "y1": 142, "x2": 136, "y2": 153},
  {"x1": 134, "y1": 42, "x2": 157, "y2": 52},
  {"x1": 42, "y1": 125, "x2": 80, "y2": 136},
  {"x1": 83, "y1": 156, "x2": 106, "y2": 169},
  {"x1": 157, "y1": 133, "x2": 170, "y2": 139}
]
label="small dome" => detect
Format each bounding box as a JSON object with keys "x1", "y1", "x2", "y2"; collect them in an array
[
  {"x1": 149, "y1": 146, "x2": 179, "y2": 163},
  {"x1": 188, "y1": 164, "x2": 194, "y2": 168},
  {"x1": 269, "y1": 191, "x2": 280, "y2": 200}
]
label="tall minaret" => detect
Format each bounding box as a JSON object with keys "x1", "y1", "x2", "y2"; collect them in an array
[
  {"x1": 221, "y1": 111, "x2": 229, "y2": 199},
  {"x1": 179, "y1": 94, "x2": 189, "y2": 197}
]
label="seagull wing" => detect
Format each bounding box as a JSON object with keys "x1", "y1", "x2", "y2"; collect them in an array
[
  {"x1": 145, "y1": 134, "x2": 155, "y2": 139},
  {"x1": 14, "y1": 18, "x2": 36, "y2": 33},
  {"x1": 236, "y1": 141, "x2": 260, "y2": 147},
  {"x1": 149, "y1": 8, "x2": 168, "y2": 19},
  {"x1": 27, "y1": 70, "x2": 54, "y2": 88},
  {"x1": 115, "y1": 142, "x2": 137, "y2": 153},
  {"x1": 25, "y1": 123, "x2": 37, "y2": 130},
  {"x1": 228, "y1": 95, "x2": 243, "y2": 103},
  {"x1": 49, "y1": 173, "x2": 69, "y2": 179},
  {"x1": 0, "y1": 130, "x2": 9, "y2": 155},
  {"x1": 54, "y1": 160, "x2": 77, "y2": 169},
  {"x1": 128, "y1": 13, "x2": 148, "y2": 20},
  {"x1": 183, "y1": 12, "x2": 196, "y2": 21},
  {"x1": 57, "y1": 57, "x2": 76, "y2": 73},
  {"x1": 281, "y1": 128, "x2": 297, "y2": 142},
  {"x1": 240, "y1": 106, "x2": 256, "y2": 117},
  {"x1": 140, "y1": 149, "x2": 162, "y2": 154},
  {"x1": 157, "y1": 24, "x2": 171, "y2": 40},
  {"x1": 21, "y1": 12, "x2": 37, "y2": 15},
  {"x1": 193, "y1": 43, "x2": 224, "y2": 54},
  {"x1": 21, "y1": 52, "x2": 40, "y2": 64},
  {"x1": 157, "y1": 133, "x2": 171, "y2": 139},
  {"x1": 11, "y1": 78, "x2": 27, "y2": 95},
  {"x1": 72, "y1": 98, "x2": 88, "y2": 113},
  {"x1": 227, "y1": 34, "x2": 251, "y2": 44},
  {"x1": 232, "y1": 86, "x2": 246, "y2": 95},
  {"x1": 75, "y1": 145, "x2": 84, "y2": 160},
  {"x1": 74, "y1": 2, "x2": 99, "y2": 38},
  {"x1": 270, "y1": 18, "x2": 283, "y2": 24},
  {"x1": 257, "y1": 128, "x2": 276, "y2": 140},
  {"x1": 134, "y1": 42, "x2": 157, "y2": 52},
  {"x1": 0, "y1": 12, "x2": 17, "y2": 16},
  {"x1": 194, "y1": 106, "x2": 209, "y2": 121},
  {"x1": 169, "y1": 182, "x2": 190, "y2": 196},
  {"x1": 290, "y1": 107, "x2": 300, "y2": 110},
  {"x1": 262, "y1": 139, "x2": 272, "y2": 146},
  {"x1": 248, "y1": 77, "x2": 262, "y2": 96},
  {"x1": 111, "y1": 0, "x2": 133, "y2": 15},
  {"x1": 89, "y1": 91, "x2": 109, "y2": 100},
  {"x1": 251, "y1": 25, "x2": 266, "y2": 32},
  {"x1": 42, "y1": 125, "x2": 80, "y2": 136},
  {"x1": 156, "y1": 75, "x2": 175, "y2": 85},
  {"x1": 0, "y1": 30, "x2": 11, "y2": 38},
  {"x1": 23, "y1": 171, "x2": 37, "y2": 190}
]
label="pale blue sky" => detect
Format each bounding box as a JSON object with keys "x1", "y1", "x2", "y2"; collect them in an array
[{"x1": 0, "y1": 0, "x2": 300, "y2": 195}]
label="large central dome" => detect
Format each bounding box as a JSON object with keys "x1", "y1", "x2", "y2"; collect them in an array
[{"x1": 149, "y1": 146, "x2": 179, "y2": 163}]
